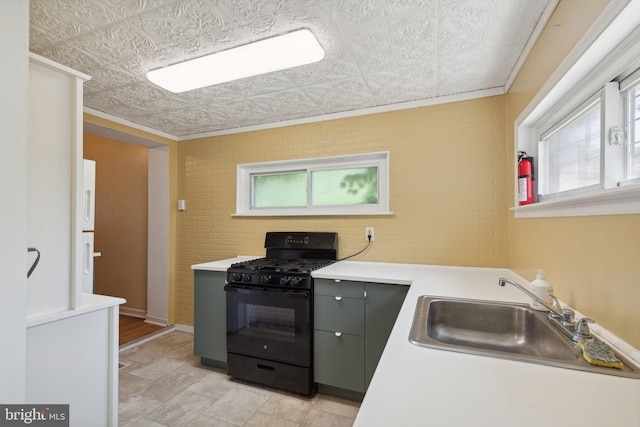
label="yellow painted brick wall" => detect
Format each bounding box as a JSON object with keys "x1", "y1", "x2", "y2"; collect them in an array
[
  {"x1": 175, "y1": 96, "x2": 507, "y2": 326},
  {"x1": 506, "y1": 0, "x2": 640, "y2": 349}
]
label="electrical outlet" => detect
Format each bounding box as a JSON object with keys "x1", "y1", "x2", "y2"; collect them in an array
[{"x1": 365, "y1": 227, "x2": 375, "y2": 241}]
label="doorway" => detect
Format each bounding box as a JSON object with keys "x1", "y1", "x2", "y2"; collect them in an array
[{"x1": 84, "y1": 122, "x2": 170, "y2": 343}]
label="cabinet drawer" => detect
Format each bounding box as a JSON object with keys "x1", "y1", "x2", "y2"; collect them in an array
[
  {"x1": 314, "y1": 295, "x2": 364, "y2": 336},
  {"x1": 314, "y1": 279, "x2": 365, "y2": 299},
  {"x1": 314, "y1": 330, "x2": 364, "y2": 393}
]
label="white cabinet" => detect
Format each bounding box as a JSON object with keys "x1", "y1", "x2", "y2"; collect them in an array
[
  {"x1": 25, "y1": 54, "x2": 123, "y2": 427},
  {"x1": 27, "y1": 295, "x2": 124, "y2": 427},
  {"x1": 27, "y1": 53, "x2": 89, "y2": 317}
]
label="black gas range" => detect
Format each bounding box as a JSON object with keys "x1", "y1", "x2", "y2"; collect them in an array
[{"x1": 224, "y1": 232, "x2": 337, "y2": 395}]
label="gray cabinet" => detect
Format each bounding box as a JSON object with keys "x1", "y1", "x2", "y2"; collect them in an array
[
  {"x1": 314, "y1": 330, "x2": 364, "y2": 392},
  {"x1": 314, "y1": 280, "x2": 366, "y2": 393},
  {"x1": 194, "y1": 270, "x2": 227, "y2": 368},
  {"x1": 313, "y1": 278, "x2": 408, "y2": 397},
  {"x1": 364, "y1": 282, "x2": 408, "y2": 387}
]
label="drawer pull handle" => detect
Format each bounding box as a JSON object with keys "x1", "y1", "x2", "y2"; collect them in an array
[
  {"x1": 335, "y1": 296, "x2": 342, "y2": 301},
  {"x1": 257, "y1": 363, "x2": 275, "y2": 371},
  {"x1": 334, "y1": 332, "x2": 342, "y2": 337},
  {"x1": 334, "y1": 279, "x2": 341, "y2": 283}
]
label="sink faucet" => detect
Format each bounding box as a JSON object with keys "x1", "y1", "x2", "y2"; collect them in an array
[
  {"x1": 498, "y1": 277, "x2": 563, "y2": 317},
  {"x1": 498, "y1": 277, "x2": 593, "y2": 341}
]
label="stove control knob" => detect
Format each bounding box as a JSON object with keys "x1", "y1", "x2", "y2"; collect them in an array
[
  {"x1": 243, "y1": 274, "x2": 252, "y2": 283},
  {"x1": 233, "y1": 273, "x2": 244, "y2": 282},
  {"x1": 279, "y1": 276, "x2": 290, "y2": 286},
  {"x1": 289, "y1": 277, "x2": 301, "y2": 287},
  {"x1": 260, "y1": 275, "x2": 271, "y2": 284}
]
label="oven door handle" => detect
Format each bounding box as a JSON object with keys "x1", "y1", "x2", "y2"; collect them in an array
[
  {"x1": 224, "y1": 284, "x2": 309, "y2": 298},
  {"x1": 224, "y1": 284, "x2": 240, "y2": 293}
]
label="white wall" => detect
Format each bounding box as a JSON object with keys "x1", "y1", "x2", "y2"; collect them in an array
[
  {"x1": 146, "y1": 146, "x2": 169, "y2": 325},
  {"x1": 0, "y1": 0, "x2": 29, "y2": 402}
]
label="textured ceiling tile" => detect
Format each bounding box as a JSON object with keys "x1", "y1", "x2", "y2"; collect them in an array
[
  {"x1": 302, "y1": 78, "x2": 376, "y2": 112},
  {"x1": 85, "y1": 80, "x2": 190, "y2": 119},
  {"x1": 248, "y1": 89, "x2": 322, "y2": 120},
  {"x1": 220, "y1": 73, "x2": 298, "y2": 97},
  {"x1": 215, "y1": 99, "x2": 272, "y2": 123},
  {"x1": 29, "y1": 0, "x2": 552, "y2": 137},
  {"x1": 284, "y1": 53, "x2": 363, "y2": 87},
  {"x1": 83, "y1": 68, "x2": 141, "y2": 94},
  {"x1": 29, "y1": 0, "x2": 119, "y2": 48},
  {"x1": 175, "y1": 85, "x2": 241, "y2": 106},
  {"x1": 136, "y1": 1, "x2": 233, "y2": 63}
]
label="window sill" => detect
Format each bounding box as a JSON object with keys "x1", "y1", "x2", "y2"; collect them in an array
[
  {"x1": 232, "y1": 210, "x2": 395, "y2": 217},
  {"x1": 511, "y1": 185, "x2": 640, "y2": 218}
]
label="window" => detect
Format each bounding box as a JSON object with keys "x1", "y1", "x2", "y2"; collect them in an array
[
  {"x1": 539, "y1": 98, "x2": 601, "y2": 197},
  {"x1": 514, "y1": 0, "x2": 640, "y2": 217},
  {"x1": 235, "y1": 152, "x2": 390, "y2": 216},
  {"x1": 253, "y1": 172, "x2": 307, "y2": 208}
]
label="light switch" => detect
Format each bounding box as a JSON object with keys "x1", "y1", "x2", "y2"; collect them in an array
[{"x1": 178, "y1": 199, "x2": 186, "y2": 211}]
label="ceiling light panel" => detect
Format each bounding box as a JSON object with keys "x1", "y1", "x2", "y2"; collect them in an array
[{"x1": 147, "y1": 29, "x2": 324, "y2": 93}]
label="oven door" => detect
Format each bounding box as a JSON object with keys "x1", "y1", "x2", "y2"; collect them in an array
[{"x1": 225, "y1": 283, "x2": 312, "y2": 367}]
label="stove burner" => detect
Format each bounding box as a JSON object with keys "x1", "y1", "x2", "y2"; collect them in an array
[
  {"x1": 227, "y1": 258, "x2": 335, "y2": 290},
  {"x1": 230, "y1": 258, "x2": 335, "y2": 273}
]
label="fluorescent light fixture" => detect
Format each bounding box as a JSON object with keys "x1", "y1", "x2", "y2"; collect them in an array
[{"x1": 147, "y1": 29, "x2": 324, "y2": 93}]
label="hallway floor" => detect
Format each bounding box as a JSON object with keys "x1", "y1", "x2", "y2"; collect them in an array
[
  {"x1": 119, "y1": 331, "x2": 360, "y2": 426},
  {"x1": 119, "y1": 315, "x2": 165, "y2": 346}
]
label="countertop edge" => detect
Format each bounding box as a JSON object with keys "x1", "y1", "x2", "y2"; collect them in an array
[
  {"x1": 27, "y1": 293, "x2": 126, "y2": 328},
  {"x1": 191, "y1": 256, "x2": 261, "y2": 271}
]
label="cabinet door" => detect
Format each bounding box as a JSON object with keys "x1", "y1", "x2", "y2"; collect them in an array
[
  {"x1": 27, "y1": 55, "x2": 88, "y2": 317},
  {"x1": 365, "y1": 283, "x2": 408, "y2": 388},
  {"x1": 27, "y1": 60, "x2": 75, "y2": 317},
  {"x1": 315, "y1": 279, "x2": 365, "y2": 299},
  {"x1": 27, "y1": 308, "x2": 112, "y2": 426},
  {"x1": 194, "y1": 271, "x2": 227, "y2": 365},
  {"x1": 314, "y1": 330, "x2": 365, "y2": 393},
  {"x1": 315, "y1": 295, "x2": 364, "y2": 336}
]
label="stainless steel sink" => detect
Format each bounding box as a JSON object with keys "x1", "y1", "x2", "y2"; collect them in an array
[{"x1": 409, "y1": 296, "x2": 640, "y2": 378}]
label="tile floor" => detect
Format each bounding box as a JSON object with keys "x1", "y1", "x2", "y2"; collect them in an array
[{"x1": 119, "y1": 331, "x2": 361, "y2": 426}]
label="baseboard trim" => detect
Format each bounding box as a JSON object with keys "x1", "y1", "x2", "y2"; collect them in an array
[
  {"x1": 175, "y1": 324, "x2": 194, "y2": 334},
  {"x1": 120, "y1": 307, "x2": 146, "y2": 318},
  {"x1": 144, "y1": 315, "x2": 168, "y2": 326}
]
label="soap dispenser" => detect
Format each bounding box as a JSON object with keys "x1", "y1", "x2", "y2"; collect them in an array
[{"x1": 529, "y1": 270, "x2": 552, "y2": 311}]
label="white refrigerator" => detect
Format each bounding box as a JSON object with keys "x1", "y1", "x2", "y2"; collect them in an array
[{"x1": 82, "y1": 159, "x2": 98, "y2": 293}]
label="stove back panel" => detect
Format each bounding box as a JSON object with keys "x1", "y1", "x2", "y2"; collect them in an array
[{"x1": 264, "y1": 232, "x2": 337, "y2": 260}]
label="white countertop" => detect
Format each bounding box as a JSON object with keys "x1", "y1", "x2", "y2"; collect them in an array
[
  {"x1": 191, "y1": 256, "x2": 259, "y2": 272},
  {"x1": 355, "y1": 265, "x2": 640, "y2": 427},
  {"x1": 192, "y1": 258, "x2": 640, "y2": 425},
  {"x1": 312, "y1": 260, "x2": 418, "y2": 284},
  {"x1": 27, "y1": 293, "x2": 125, "y2": 328}
]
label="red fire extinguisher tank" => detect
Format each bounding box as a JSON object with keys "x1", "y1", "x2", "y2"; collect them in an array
[{"x1": 517, "y1": 151, "x2": 535, "y2": 205}]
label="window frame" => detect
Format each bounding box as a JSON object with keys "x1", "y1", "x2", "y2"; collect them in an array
[
  {"x1": 235, "y1": 151, "x2": 392, "y2": 216},
  {"x1": 513, "y1": 0, "x2": 640, "y2": 218},
  {"x1": 620, "y1": 68, "x2": 640, "y2": 186}
]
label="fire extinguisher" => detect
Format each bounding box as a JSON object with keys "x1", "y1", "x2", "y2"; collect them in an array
[{"x1": 517, "y1": 151, "x2": 535, "y2": 205}]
